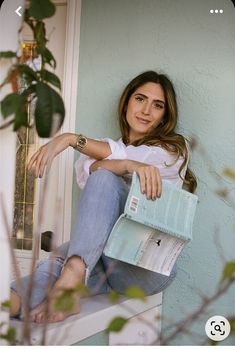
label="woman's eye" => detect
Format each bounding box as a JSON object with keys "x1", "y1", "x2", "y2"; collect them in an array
[
  {"x1": 135, "y1": 96, "x2": 144, "y2": 102},
  {"x1": 153, "y1": 103, "x2": 163, "y2": 109}
]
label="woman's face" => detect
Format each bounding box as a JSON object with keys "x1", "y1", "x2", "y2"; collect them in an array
[{"x1": 126, "y1": 82, "x2": 165, "y2": 143}]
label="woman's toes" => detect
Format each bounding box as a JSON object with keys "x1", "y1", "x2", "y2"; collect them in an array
[
  {"x1": 30, "y1": 313, "x2": 36, "y2": 322},
  {"x1": 30, "y1": 302, "x2": 46, "y2": 322},
  {"x1": 48, "y1": 312, "x2": 65, "y2": 323},
  {"x1": 35, "y1": 311, "x2": 46, "y2": 323}
]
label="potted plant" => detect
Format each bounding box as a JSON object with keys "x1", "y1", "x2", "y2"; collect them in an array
[
  {"x1": 0, "y1": 0, "x2": 65, "y2": 137},
  {"x1": 0, "y1": 1, "x2": 65, "y2": 343}
]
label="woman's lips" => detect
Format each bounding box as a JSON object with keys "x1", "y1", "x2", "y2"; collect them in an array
[{"x1": 136, "y1": 117, "x2": 151, "y2": 124}]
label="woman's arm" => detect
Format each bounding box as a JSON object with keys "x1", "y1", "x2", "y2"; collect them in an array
[
  {"x1": 90, "y1": 159, "x2": 162, "y2": 199},
  {"x1": 28, "y1": 133, "x2": 111, "y2": 178},
  {"x1": 69, "y1": 134, "x2": 111, "y2": 159}
]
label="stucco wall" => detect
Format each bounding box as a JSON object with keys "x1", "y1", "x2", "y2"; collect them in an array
[{"x1": 74, "y1": 0, "x2": 235, "y2": 345}]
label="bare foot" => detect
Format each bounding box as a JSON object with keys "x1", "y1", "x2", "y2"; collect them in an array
[
  {"x1": 30, "y1": 301, "x2": 47, "y2": 322},
  {"x1": 31, "y1": 288, "x2": 81, "y2": 323},
  {"x1": 32, "y1": 256, "x2": 85, "y2": 323}
]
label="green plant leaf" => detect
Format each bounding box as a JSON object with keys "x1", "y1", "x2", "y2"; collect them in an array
[
  {"x1": 41, "y1": 69, "x2": 61, "y2": 90},
  {"x1": 24, "y1": 9, "x2": 35, "y2": 32},
  {"x1": 14, "y1": 93, "x2": 30, "y2": 131},
  {"x1": 1, "y1": 93, "x2": 20, "y2": 118},
  {"x1": 1, "y1": 91, "x2": 31, "y2": 129},
  {"x1": 0, "y1": 51, "x2": 17, "y2": 59},
  {"x1": 221, "y1": 261, "x2": 235, "y2": 283},
  {"x1": 37, "y1": 47, "x2": 56, "y2": 69},
  {"x1": 35, "y1": 82, "x2": 65, "y2": 137},
  {"x1": 106, "y1": 316, "x2": 128, "y2": 333},
  {"x1": 54, "y1": 290, "x2": 75, "y2": 312},
  {"x1": 1, "y1": 300, "x2": 11, "y2": 309},
  {"x1": 223, "y1": 168, "x2": 235, "y2": 181},
  {"x1": 14, "y1": 108, "x2": 28, "y2": 131},
  {"x1": 124, "y1": 286, "x2": 146, "y2": 301},
  {"x1": 108, "y1": 290, "x2": 120, "y2": 303},
  {"x1": 228, "y1": 317, "x2": 235, "y2": 332},
  {"x1": 21, "y1": 84, "x2": 37, "y2": 98},
  {"x1": 0, "y1": 327, "x2": 16, "y2": 344},
  {"x1": 18, "y1": 64, "x2": 39, "y2": 83},
  {"x1": 28, "y1": 0, "x2": 56, "y2": 20},
  {"x1": 34, "y1": 21, "x2": 47, "y2": 47},
  {"x1": 74, "y1": 283, "x2": 89, "y2": 297},
  {"x1": 209, "y1": 339, "x2": 218, "y2": 346}
]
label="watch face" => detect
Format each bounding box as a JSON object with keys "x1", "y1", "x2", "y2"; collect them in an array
[
  {"x1": 77, "y1": 135, "x2": 87, "y2": 148},
  {"x1": 79, "y1": 137, "x2": 86, "y2": 146}
]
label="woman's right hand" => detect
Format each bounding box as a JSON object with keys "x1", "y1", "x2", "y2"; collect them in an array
[
  {"x1": 126, "y1": 160, "x2": 162, "y2": 200},
  {"x1": 90, "y1": 159, "x2": 162, "y2": 200},
  {"x1": 28, "y1": 133, "x2": 76, "y2": 178}
]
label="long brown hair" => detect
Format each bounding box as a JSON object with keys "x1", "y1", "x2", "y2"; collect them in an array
[{"x1": 118, "y1": 71, "x2": 197, "y2": 193}]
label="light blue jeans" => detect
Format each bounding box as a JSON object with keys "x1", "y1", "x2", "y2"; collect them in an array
[{"x1": 11, "y1": 169, "x2": 177, "y2": 315}]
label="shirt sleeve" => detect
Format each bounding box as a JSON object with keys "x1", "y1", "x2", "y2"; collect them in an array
[
  {"x1": 142, "y1": 146, "x2": 187, "y2": 187},
  {"x1": 74, "y1": 154, "x2": 96, "y2": 190},
  {"x1": 123, "y1": 144, "x2": 188, "y2": 188},
  {"x1": 74, "y1": 138, "x2": 189, "y2": 189},
  {"x1": 74, "y1": 137, "x2": 125, "y2": 189}
]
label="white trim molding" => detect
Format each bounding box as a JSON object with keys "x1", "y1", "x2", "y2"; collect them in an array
[
  {"x1": 59, "y1": 0, "x2": 82, "y2": 243},
  {"x1": 35, "y1": 0, "x2": 82, "y2": 251}
]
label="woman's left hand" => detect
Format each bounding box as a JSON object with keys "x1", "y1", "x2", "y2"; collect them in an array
[
  {"x1": 89, "y1": 159, "x2": 162, "y2": 200},
  {"x1": 126, "y1": 160, "x2": 162, "y2": 200}
]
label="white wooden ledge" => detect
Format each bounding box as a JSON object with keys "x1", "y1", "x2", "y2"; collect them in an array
[{"x1": 10, "y1": 292, "x2": 162, "y2": 345}]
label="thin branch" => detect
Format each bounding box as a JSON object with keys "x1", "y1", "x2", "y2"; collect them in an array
[
  {"x1": 213, "y1": 224, "x2": 227, "y2": 264},
  {"x1": 40, "y1": 198, "x2": 64, "y2": 345},
  {"x1": 159, "y1": 276, "x2": 235, "y2": 345}
]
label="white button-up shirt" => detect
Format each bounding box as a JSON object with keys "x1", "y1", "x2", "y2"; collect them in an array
[{"x1": 74, "y1": 138, "x2": 188, "y2": 190}]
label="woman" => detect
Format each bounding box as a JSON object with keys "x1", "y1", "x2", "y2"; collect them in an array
[{"x1": 10, "y1": 71, "x2": 197, "y2": 323}]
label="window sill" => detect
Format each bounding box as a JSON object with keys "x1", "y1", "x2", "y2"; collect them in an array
[{"x1": 10, "y1": 292, "x2": 162, "y2": 345}]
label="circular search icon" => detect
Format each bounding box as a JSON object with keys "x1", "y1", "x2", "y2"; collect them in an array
[{"x1": 205, "y1": 315, "x2": 231, "y2": 341}]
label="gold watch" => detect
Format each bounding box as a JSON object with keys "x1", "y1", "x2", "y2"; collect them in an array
[{"x1": 74, "y1": 134, "x2": 88, "y2": 151}]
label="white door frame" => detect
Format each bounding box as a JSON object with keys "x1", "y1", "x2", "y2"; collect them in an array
[
  {"x1": 35, "y1": 0, "x2": 82, "y2": 251},
  {"x1": 58, "y1": 0, "x2": 81, "y2": 243}
]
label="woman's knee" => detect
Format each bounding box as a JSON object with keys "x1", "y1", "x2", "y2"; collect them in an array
[
  {"x1": 145, "y1": 264, "x2": 177, "y2": 295},
  {"x1": 87, "y1": 169, "x2": 128, "y2": 196},
  {"x1": 88, "y1": 169, "x2": 119, "y2": 186},
  {"x1": 105, "y1": 261, "x2": 177, "y2": 296}
]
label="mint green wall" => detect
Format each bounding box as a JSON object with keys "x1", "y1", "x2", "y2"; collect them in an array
[{"x1": 73, "y1": 0, "x2": 235, "y2": 345}]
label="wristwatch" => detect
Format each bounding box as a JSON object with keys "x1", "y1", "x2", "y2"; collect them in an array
[{"x1": 74, "y1": 134, "x2": 88, "y2": 151}]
